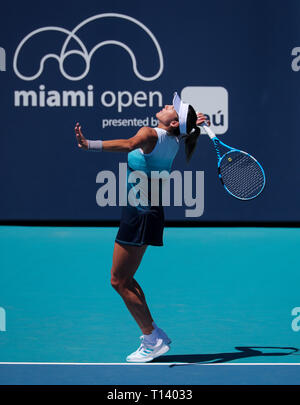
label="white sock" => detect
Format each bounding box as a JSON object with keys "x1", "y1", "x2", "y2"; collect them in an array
[
  {"x1": 144, "y1": 327, "x2": 159, "y2": 345},
  {"x1": 152, "y1": 321, "x2": 159, "y2": 330},
  {"x1": 152, "y1": 322, "x2": 169, "y2": 342}
]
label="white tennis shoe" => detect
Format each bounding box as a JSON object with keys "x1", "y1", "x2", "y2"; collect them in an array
[{"x1": 126, "y1": 336, "x2": 170, "y2": 363}]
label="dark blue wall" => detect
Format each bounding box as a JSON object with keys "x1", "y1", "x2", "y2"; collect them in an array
[{"x1": 0, "y1": 0, "x2": 299, "y2": 222}]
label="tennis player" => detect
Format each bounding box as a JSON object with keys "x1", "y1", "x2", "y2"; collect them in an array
[{"x1": 75, "y1": 92, "x2": 209, "y2": 362}]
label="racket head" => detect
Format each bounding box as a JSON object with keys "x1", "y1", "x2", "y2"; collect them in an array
[{"x1": 218, "y1": 150, "x2": 266, "y2": 200}]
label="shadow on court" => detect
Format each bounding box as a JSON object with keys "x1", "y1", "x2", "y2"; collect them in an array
[{"x1": 153, "y1": 346, "x2": 299, "y2": 365}]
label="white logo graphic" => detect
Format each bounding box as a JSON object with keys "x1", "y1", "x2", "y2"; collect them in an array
[
  {"x1": 0, "y1": 307, "x2": 6, "y2": 332},
  {"x1": 181, "y1": 86, "x2": 228, "y2": 135},
  {"x1": 13, "y1": 13, "x2": 164, "y2": 82}
]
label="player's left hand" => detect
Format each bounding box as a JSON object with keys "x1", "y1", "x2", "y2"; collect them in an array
[{"x1": 75, "y1": 122, "x2": 88, "y2": 150}]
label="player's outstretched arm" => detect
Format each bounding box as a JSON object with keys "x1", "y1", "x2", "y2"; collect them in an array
[{"x1": 74, "y1": 123, "x2": 155, "y2": 153}]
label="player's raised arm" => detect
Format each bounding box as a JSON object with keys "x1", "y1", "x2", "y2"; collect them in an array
[{"x1": 74, "y1": 123, "x2": 155, "y2": 153}]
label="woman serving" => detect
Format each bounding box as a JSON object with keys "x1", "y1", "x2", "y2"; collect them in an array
[{"x1": 75, "y1": 92, "x2": 209, "y2": 362}]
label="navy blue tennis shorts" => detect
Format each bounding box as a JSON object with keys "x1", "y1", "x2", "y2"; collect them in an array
[{"x1": 115, "y1": 204, "x2": 165, "y2": 247}]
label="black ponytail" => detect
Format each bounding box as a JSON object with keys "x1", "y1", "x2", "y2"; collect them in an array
[{"x1": 184, "y1": 105, "x2": 201, "y2": 163}]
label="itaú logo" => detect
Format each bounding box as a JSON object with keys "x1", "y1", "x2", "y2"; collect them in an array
[{"x1": 13, "y1": 13, "x2": 164, "y2": 82}]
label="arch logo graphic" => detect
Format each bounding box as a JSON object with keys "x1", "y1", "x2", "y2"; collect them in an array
[{"x1": 13, "y1": 13, "x2": 164, "y2": 82}]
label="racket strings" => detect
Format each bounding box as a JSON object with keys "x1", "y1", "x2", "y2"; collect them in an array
[
  {"x1": 222, "y1": 159, "x2": 263, "y2": 197},
  {"x1": 221, "y1": 156, "x2": 264, "y2": 198},
  {"x1": 219, "y1": 152, "x2": 265, "y2": 199}
]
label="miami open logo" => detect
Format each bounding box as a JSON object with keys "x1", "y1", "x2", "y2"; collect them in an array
[{"x1": 13, "y1": 13, "x2": 164, "y2": 82}]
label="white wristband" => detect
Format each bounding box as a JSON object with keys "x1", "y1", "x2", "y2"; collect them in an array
[{"x1": 87, "y1": 140, "x2": 103, "y2": 151}]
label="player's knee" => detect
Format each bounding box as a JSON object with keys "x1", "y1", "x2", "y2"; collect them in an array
[
  {"x1": 110, "y1": 276, "x2": 125, "y2": 294},
  {"x1": 110, "y1": 275, "x2": 121, "y2": 292},
  {"x1": 110, "y1": 274, "x2": 131, "y2": 294}
]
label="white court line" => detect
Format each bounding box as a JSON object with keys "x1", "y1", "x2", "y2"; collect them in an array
[{"x1": 0, "y1": 362, "x2": 300, "y2": 366}]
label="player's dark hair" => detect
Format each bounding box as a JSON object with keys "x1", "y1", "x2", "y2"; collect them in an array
[{"x1": 184, "y1": 105, "x2": 201, "y2": 163}]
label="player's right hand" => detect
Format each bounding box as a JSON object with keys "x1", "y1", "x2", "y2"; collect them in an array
[{"x1": 196, "y1": 113, "x2": 210, "y2": 127}]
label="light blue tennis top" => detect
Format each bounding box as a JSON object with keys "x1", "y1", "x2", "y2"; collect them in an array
[
  {"x1": 126, "y1": 127, "x2": 180, "y2": 208},
  {"x1": 127, "y1": 127, "x2": 180, "y2": 174}
]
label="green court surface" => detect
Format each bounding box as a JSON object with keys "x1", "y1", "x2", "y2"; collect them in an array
[{"x1": 0, "y1": 226, "x2": 299, "y2": 369}]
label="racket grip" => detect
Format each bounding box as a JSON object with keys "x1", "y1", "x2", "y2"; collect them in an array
[{"x1": 200, "y1": 122, "x2": 216, "y2": 140}]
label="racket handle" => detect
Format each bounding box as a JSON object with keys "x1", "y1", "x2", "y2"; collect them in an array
[{"x1": 200, "y1": 122, "x2": 216, "y2": 140}]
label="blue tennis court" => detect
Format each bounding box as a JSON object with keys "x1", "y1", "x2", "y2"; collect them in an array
[{"x1": 0, "y1": 226, "x2": 299, "y2": 384}]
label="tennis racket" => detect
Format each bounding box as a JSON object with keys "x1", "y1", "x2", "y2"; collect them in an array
[{"x1": 200, "y1": 123, "x2": 266, "y2": 200}]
